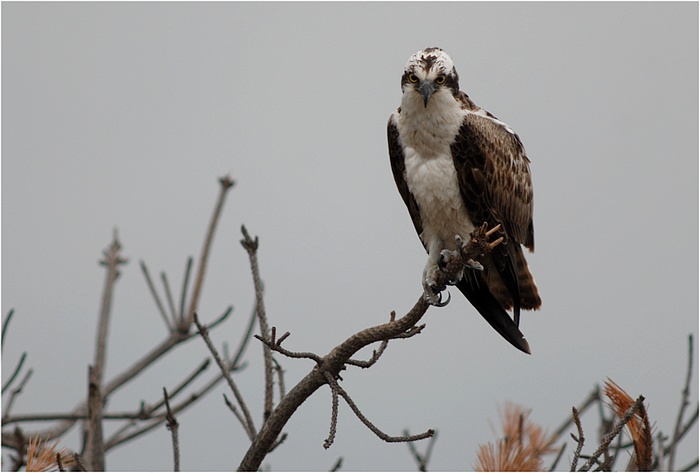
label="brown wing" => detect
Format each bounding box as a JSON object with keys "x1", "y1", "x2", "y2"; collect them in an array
[
  {"x1": 450, "y1": 98, "x2": 540, "y2": 317},
  {"x1": 388, "y1": 113, "x2": 425, "y2": 249}
]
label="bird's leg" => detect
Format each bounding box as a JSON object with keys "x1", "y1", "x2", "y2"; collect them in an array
[
  {"x1": 422, "y1": 239, "x2": 450, "y2": 306},
  {"x1": 439, "y1": 246, "x2": 464, "y2": 284},
  {"x1": 454, "y1": 235, "x2": 484, "y2": 271},
  {"x1": 455, "y1": 223, "x2": 505, "y2": 269}
]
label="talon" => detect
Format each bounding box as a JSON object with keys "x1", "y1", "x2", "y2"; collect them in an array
[
  {"x1": 464, "y1": 259, "x2": 483, "y2": 271},
  {"x1": 484, "y1": 223, "x2": 502, "y2": 237},
  {"x1": 433, "y1": 290, "x2": 451, "y2": 307},
  {"x1": 488, "y1": 236, "x2": 504, "y2": 250}
]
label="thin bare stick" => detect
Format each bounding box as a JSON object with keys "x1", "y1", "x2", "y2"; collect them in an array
[
  {"x1": 272, "y1": 358, "x2": 286, "y2": 400},
  {"x1": 193, "y1": 312, "x2": 256, "y2": 440},
  {"x1": 2, "y1": 308, "x2": 15, "y2": 350},
  {"x1": 2, "y1": 352, "x2": 27, "y2": 394},
  {"x1": 94, "y1": 230, "x2": 127, "y2": 387},
  {"x1": 241, "y1": 225, "x2": 274, "y2": 420},
  {"x1": 163, "y1": 387, "x2": 180, "y2": 472},
  {"x1": 668, "y1": 333, "x2": 694, "y2": 471},
  {"x1": 140, "y1": 260, "x2": 172, "y2": 332},
  {"x1": 333, "y1": 374, "x2": 433, "y2": 443},
  {"x1": 223, "y1": 394, "x2": 249, "y2": 429},
  {"x1": 73, "y1": 452, "x2": 87, "y2": 472},
  {"x1": 404, "y1": 428, "x2": 438, "y2": 472},
  {"x1": 330, "y1": 457, "x2": 343, "y2": 471},
  {"x1": 570, "y1": 407, "x2": 585, "y2": 472},
  {"x1": 178, "y1": 257, "x2": 193, "y2": 325},
  {"x1": 2, "y1": 368, "x2": 33, "y2": 422},
  {"x1": 231, "y1": 303, "x2": 259, "y2": 369},
  {"x1": 322, "y1": 371, "x2": 340, "y2": 449},
  {"x1": 185, "y1": 175, "x2": 235, "y2": 326},
  {"x1": 549, "y1": 441, "x2": 567, "y2": 472},
  {"x1": 255, "y1": 329, "x2": 323, "y2": 364},
  {"x1": 161, "y1": 272, "x2": 179, "y2": 328}
]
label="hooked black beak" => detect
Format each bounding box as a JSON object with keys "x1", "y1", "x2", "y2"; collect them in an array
[{"x1": 418, "y1": 80, "x2": 436, "y2": 107}]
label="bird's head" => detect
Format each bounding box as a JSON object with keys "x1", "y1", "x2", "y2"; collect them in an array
[{"x1": 401, "y1": 47, "x2": 460, "y2": 107}]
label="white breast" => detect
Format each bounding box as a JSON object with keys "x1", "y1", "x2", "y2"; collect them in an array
[
  {"x1": 396, "y1": 89, "x2": 475, "y2": 251},
  {"x1": 403, "y1": 147, "x2": 475, "y2": 251}
]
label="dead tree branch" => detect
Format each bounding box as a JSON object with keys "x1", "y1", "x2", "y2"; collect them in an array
[
  {"x1": 184, "y1": 175, "x2": 235, "y2": 328},
  {"x1": 237, "y1": 223, "x2": 497, "y2": 471},
  {"x1": 163, "y1": 387, "x2": 180, "y2": 472},
  {"x1": 2, "y1": 177, "x2": 236, "y2": 455},
  {"x1": 194, "y1": 312, "x2": 257, "y2": 441},
  {"x1": 570, "y1": 407, "x2": 585, "y2": 471},
  {"x1": 241, "y1": 226, "x2": 275, "y2": 421},
  {"x1": 405, "y1": 428, "x2": 438, "y2": 472},
  {"x1": 668, "y1": 334, "x2": 694, "y2": 471}
]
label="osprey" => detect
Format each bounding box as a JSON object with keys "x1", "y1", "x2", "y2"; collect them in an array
[{"x1": 388, "y1": 47, "x2": 541, "y2": 354}]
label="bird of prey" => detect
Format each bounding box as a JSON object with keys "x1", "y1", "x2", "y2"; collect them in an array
[{"x1": 387, "y1": 47, "x2": 541, "y2": 354}]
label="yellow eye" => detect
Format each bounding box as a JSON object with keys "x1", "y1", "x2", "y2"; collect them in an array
[
  {"x1": 435, "y1": 75, "x2": 446, "y2": 85},
  {"x1": 408, "y1": 73, "x2": 418, "y2": 83}
]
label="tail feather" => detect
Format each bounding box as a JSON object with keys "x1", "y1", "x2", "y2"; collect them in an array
[{"x1": 457, "y1": 272, "x2": 531, "y2": 354}]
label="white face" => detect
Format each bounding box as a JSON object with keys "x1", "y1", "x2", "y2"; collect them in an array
[{"x1": 403, "y1": 47, "x2": 457, "y2": 83}]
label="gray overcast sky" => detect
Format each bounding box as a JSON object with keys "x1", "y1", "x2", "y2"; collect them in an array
[{"x1": 2, "y1": 2, "x2": 698, "y2": 471}]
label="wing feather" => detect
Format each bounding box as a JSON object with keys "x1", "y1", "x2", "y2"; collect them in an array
[
  {"x1": 388, "y1": 113, "x2": 424, "y2": 247},
  {"x1": 450, "y1": 95, "x2": 539, "y2": 315}
]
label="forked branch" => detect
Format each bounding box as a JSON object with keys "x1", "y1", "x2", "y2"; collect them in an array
[{"x1": 237, "y1": 223, "x2": 498, "y2": 471}]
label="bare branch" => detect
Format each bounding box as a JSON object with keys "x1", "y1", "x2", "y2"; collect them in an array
[
  {"x1": 185, "y1": 175, "x2": 235, "y2": 327},
  {"x1": 231, "y1": 302, "x2": 259, "y2": 369},
  {"x1": 238, "y1": 287, "x2": 438, "y2": 471},
  {"x1": 94, "y1": 229, "x2": 127, "y2": 388},
  {"x1": 570, "y1": 407, "x2": 585, "y2": 472},
  {"x1": 272, "y1": 357, "x2": 286, "y2": 400},
  {"x1": 548, "y1": 441, "x2": 567, "y2": 472},
  {"x1": 72, "y1": 452, "x2": 87, "y2": 472},
  {"x1": 241, "y1": 225, "x2": 274, "y2": 421},
  {"x1": 254, "y1": 328, "x2": 323, "y2": 364},
  {"x1": 163, "y1": 387, "x2": 180, "y2": 472},
  {"x1": 140, "y1": 259, "x2": 172, "y2": 332},
  {"x1": 193, "y1": 312, "x2": 256, "y2": 440},
  {"x1": 2, "y1": 368, "x2": 33, "y2": 422},
  {"x1": 2, "y1": 308, "x2": 16, "y2": 351},
  {"x1": 105, "y1": 371, "x2": 227, "y2": 450},
  {"x1": 332, "y1": 373, "x2": 434, "y2": 444},
  {"x1": 322, "y1": 372, "x2": 340, "y2": 449},
  {"x1": 668, "y1": 333, "x2": 694, "y2": 471},
  {"x1": 178, "y1": 257, "x2": 193, "y2": 324},
  {"x1": 2, "y1": 352, "x2": 27, "y2": 395},
  {"x1": 329, "y1": 457, "x2": 343, "y2": 472},
  {"x1": 3, "y1": 307, "x2": 232, "y2": 447},
  {"x1": 405, "y1": 428, "x2": 438, "y2": 472},
  {"x1": 161, "y1": 271, "x2": 179, "y2": 328}
]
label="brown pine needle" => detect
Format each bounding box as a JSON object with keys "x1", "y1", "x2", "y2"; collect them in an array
[
  {"x1": 604, "y1": 379, "x2": 653, "y2": 471},
  {"x1": 475, "y1": 402, "x2": 557, "y2": 471},
  {"x1": 25, "y1": 435, "x2": 76, "y2": 472}
]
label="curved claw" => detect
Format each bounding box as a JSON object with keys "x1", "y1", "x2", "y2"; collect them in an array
[{"x1": 434, "y1": 290, "x2": 451, "y2": 307}]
